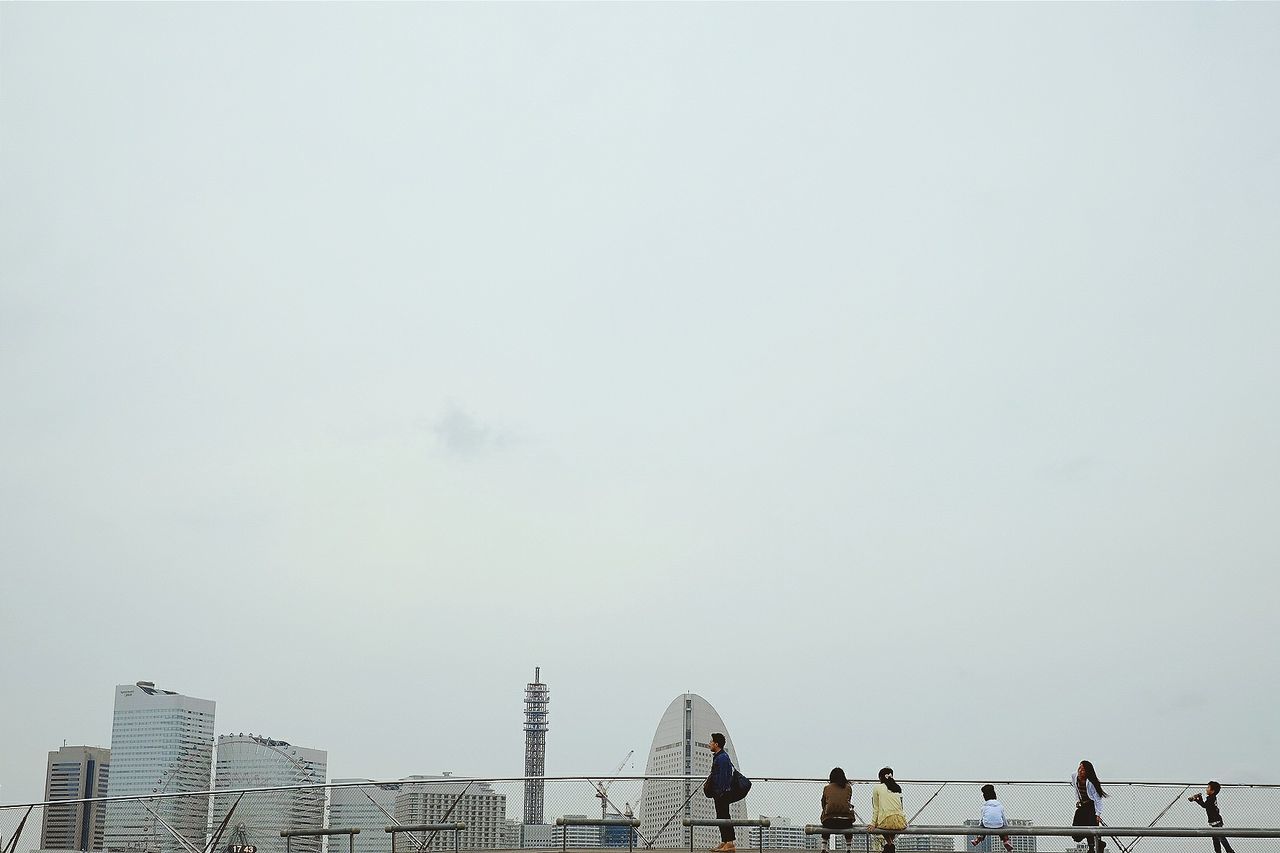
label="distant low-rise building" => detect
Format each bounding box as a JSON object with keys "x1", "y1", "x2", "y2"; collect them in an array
[
  {"x1": 964, "y1": 820, "x2": 1036, "y2": 853},
  {"x1": 747, "y1": 816, "x2": 809, "y2": 850},
  {"x1": 892, "y1": 838, "x2": 955, "y2": 852},
  {"x1": 328, "y1": 780, "x2": 402, "y2": 853},
  {"x1": 500, "y1": 820, "x2": 523, "y2": 849},
  {"x1": 519, "y1": 825, "x2": 554, "y2": 849},
  {"x1": 396, "y1": 776, "x2": 506, "y2": 850},
  {"x1": 551, "y1": 817, "x2": 600, "y2": 849}
]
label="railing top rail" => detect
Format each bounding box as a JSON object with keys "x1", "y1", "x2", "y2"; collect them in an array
[
  {"x1": 4, "y1": 775, "x2": 1279, "y2": 810},
  {"x1": 279, "y1": 829, "x2": 360, "y2": 838},
  {"x1": 386, "y1": 824, "x2": 466, "y2": 833},
  {"x1": 802, "y1": 825, "x2": 1280, "y2": 839}
]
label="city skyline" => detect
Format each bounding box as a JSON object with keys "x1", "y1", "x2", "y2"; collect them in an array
[
  {"x1": 4, "y1": 0, "x2": 1279, "y2": 829},
  {"x1": 2, "y1": 671, "x2": 1276, "y2": 811}
]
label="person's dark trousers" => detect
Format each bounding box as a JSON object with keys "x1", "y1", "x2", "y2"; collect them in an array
[
  {"x1": 821, "y1": 817, "x2": 854, "y2": 847},
  {"x1": 1211, "y1": 825, "x2": 1235, "y2": 853},
  {"x1": 715, "y1": 794, "x2": 735, "y2": 841}
]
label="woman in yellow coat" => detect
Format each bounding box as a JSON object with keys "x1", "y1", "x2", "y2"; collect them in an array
[{"x1": 868, "y1": 767, "x2": 906, "y2": 853}]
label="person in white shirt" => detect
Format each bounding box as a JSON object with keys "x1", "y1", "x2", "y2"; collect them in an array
[
  {"x1": 1071, "y1": 761, "x2": 1109, "y2": 853},
  {"x1": 970, "y1": 784, "x2": 1013, "y2": 853}
]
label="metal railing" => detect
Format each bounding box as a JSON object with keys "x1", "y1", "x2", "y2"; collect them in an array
[
  {"x1": 387, "y1": 824, "x2": 468, "y2": 853},
  {"x1": 682, "y1": 819, "x2": 770, "y2": 853},
  {"x1": 5, "y1": 776, "x2": 1280, "y2": 853}
]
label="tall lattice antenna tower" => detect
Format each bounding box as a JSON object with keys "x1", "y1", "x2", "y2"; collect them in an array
[{"x1": 522, "y1": 666, "x2": 550, "y2": 825}]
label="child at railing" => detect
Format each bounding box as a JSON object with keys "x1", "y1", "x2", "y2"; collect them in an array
[
  {"x1": 970, "y1": 784, "x2": 1014, "y2": 852},
  {"x1": 1189, "y1": 781, "x2": 1236, "y2": 853}
]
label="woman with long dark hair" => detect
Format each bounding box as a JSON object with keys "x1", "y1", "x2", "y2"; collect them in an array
[
  {"x1": 869, "y1": 767, "x2": 906, "y2": 853},
  {"x1": 1071, "y1": 760, "x2": 1109, "y2": 853},
  {"x1": 819, "y1": 767, "x2": 856, "y2": 852}
]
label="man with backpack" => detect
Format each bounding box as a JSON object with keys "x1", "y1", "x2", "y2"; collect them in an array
[{"x1": 708, "y1": 732, "x2": 745, "y2": 852}]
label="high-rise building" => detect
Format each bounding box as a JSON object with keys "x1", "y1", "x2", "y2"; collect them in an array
[
  {"x1": 328, "y1": 780, "x2": 402, "y2": 853},
  {"x1": 522, "y1": 669, "x2": 550, "y2": 826},
  {"x1": 636, "y1": 694, "x2": 747, "y2": 849},
  {"x1": 41, "y1": 745, "x2": 111, "y2": 852},
  {"x1": 964, "y1": 821, "x2": 1035, "y2": 853},
  {"x1": 210, "y1": 735, "x2": 326, "y2": 853},
  {"x1": 103, "y1": 681, "x2": 215, "y2": 853},
  {"x1": 396, "y1": 776, "x2": 506, "y2": 851}
]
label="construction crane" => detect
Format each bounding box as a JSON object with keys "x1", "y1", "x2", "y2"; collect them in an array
[{"x1": 595, "y1": 749, "x2": 635, "y2": 820}]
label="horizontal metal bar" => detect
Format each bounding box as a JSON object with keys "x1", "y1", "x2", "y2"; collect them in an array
[
  {"x1": 683, "y1": 820, "x2": 771, "y2": 828},
  {"x1": 386, "y1": 825, "x2": 466, "y2": 833},
  {"x1": 801, "y1": 825, "x2": 1280, "y2": 839},
  {"x1": 556, "y1": 818, "x2": 641, "y2": 827},
  {"x1": 5, "y1": 776, "x2": 1280, "y2": 810},
  {"x1": 280, "y1": 829, "x2": 360, "y2": 838}
]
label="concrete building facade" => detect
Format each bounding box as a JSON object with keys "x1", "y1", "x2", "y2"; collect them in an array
[
  {"x1": 395, "y1": 777, "x2": 506, "y2": 851},
  {"x1": 41, "y1": 746, "x2": 111, "y2": 852}
]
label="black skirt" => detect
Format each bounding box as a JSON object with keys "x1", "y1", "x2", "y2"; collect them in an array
[{"x1": 1072, "y1": 801, "x2": 1097, "y2": 842}]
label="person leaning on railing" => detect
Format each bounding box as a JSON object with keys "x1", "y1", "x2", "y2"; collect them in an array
[
  {"x1": 1071, "y1": 760, "x2": 1109, "y2": 853},
  {"x1": 868, "y1": 767, "x2": 907, "y2": 853}
]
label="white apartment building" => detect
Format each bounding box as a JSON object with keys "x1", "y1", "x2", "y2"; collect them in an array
[{"x1": 395, "y1": 777, "x2": 506, "y2": 850}]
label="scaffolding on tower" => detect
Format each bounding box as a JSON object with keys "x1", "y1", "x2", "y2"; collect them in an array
[{"x1": 522, "y1": 666, "x2": 550, "y2": 825}]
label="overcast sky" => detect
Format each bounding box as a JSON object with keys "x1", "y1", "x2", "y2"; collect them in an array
[{"x1": 3, "y1": 2, "x2": 1279, "y2": 809}]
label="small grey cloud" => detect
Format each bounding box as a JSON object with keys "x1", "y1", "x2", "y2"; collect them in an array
[
  {"x1": 431, "y1": 405, "x2": 509, "y2": 457},
  {"x1": 1038, "y1": 454, "x2": 1100, "y2": 483}
]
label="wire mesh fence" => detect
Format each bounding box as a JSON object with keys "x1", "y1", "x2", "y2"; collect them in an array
[{"x1": 3, "y1": 779, "x2": 1277, "y2": 853}]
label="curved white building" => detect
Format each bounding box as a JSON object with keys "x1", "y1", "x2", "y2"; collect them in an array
[{"x1": 637, "y1": 694, "x2": 747, "y2": 849}]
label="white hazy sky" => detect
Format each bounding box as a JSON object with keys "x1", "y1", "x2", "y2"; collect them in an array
[{"x1": 3, "y1": 2, "x2": 1279, "y2": 809}]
